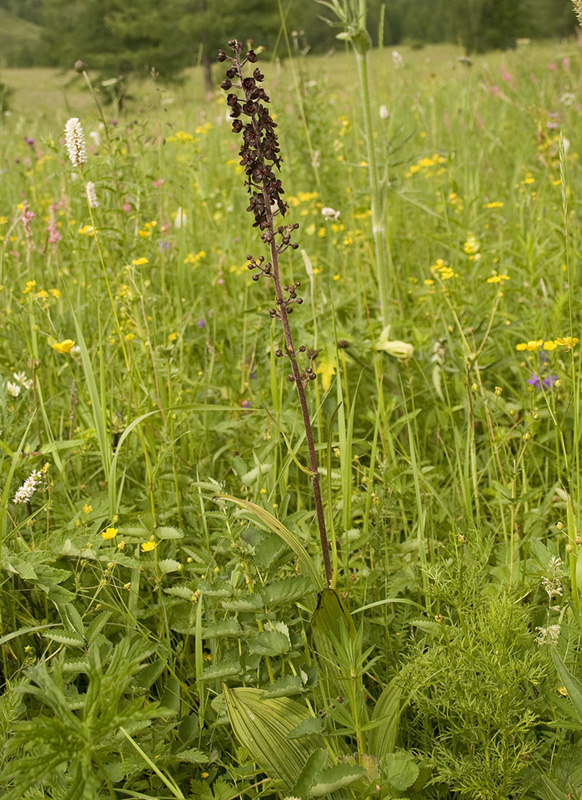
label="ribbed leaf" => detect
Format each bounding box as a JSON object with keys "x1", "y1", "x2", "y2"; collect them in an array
[
  {"x1": 368, "y1": 677, "x2": 402, "y2": 759},
  {"x1": 223, "y1": 686, "x2": 324, "y2": 791}
]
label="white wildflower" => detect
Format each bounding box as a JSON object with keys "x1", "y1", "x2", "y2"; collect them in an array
[
  {"x1": 6, "y1": 381, "x2": 21, "y2": 398},
  {"x1": 321, "y1": 207, "x2": 340, "y2": 221},
  {"x1": 64, "y1": 117, "x2": 87, "y2": 169},
  {"x1": 392, "y1": 50, "x2": 403, "y2": 68},
  {"x1": 535, "y1": 624, "x2": 560, "y2": 646},
  {"x1": 13, "y1": 371, "x2": 33, "y2": 390},
  {"x1": 88, "y1": 130, "x2": 101, "y2": 147},
  {"x1": 379, "y1": 104, "x2": 390, "y2": 120},
  {"x1": 13, "y1": 470, "x2": 42, "y2": 505},
  {"x1": 85, "y1": 181, "x2": 98, "y2": 209}
]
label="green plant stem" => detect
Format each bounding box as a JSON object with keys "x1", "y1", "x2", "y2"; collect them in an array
[
  {"x1": 354, "y1": 50, "x2": 391, "y2": 327},
  {"x1": 264, "y1": 210, "x2": 333, "y2": 587}
]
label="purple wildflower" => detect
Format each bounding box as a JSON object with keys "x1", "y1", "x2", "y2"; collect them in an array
[
  {"x1": 527, "y1": 373, "x2": 558, "y2": 390},
  {"x1": 197, "y1": 319, "x2": 206, "y2": 329}
]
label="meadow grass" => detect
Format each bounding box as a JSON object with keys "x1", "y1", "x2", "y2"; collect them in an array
[{"x1": 1, "y1": 39, "x2": 582, "y2": 799}]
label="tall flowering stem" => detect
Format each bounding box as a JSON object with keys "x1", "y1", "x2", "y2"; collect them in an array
[{"x1": 219, "y1": 40, "x2": 332, "y2": 587}]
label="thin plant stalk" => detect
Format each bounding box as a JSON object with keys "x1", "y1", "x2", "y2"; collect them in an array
[{"x1": 219, "y1": 40, "x2": 333, "y2": 587}]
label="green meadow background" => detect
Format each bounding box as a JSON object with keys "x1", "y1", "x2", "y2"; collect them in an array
[{"x1": 1, "y1": 36, "x2": 582, "y2": 799}]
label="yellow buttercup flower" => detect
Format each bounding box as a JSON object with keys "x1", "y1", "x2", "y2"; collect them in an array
[
  {"x1": 52, "y1": 339, "x2": 75, "y2": 354},
  {"x1": 102, "y1": 527, "x2": 118, "y2": 540},
  {"x1": 141, "y1": 540, "x2": 157, "y2": 552},
  {"x1": 132, "y1": 257, "x2": 149, "y2": 266}
]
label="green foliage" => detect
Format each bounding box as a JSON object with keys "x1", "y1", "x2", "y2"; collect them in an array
[
  {"x1": 2, "y1": 35, "x2": 582, "y2": 800},
  {"x1": 401, "y1": 536, "x2": 547, "y2": 798}
]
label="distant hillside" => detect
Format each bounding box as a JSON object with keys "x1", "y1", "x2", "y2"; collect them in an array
[{"x1": 0, "y1": 8, "x2": 42, "y2": 67}]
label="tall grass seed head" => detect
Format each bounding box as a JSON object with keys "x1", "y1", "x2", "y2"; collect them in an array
[{"x1": 64, "y1": 117, "x2": 87, "y2": 169}]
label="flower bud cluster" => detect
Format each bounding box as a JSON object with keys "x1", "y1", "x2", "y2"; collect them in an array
[{"x1": 219, "y1": 40, "x2": 286, "y2": 230}]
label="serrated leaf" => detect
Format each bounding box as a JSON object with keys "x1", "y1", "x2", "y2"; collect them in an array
[
  {"x1": 177, "y1": 748, "x2": 208, "y2": 764},
  {"x1": 164, "y1": 585, "x2": 196, "y2": 600},
  {"x1": 156, "y1": 526, "x2": 184, "y2": 540},
  {"x1": 287, "y1": 716, "x2": 324, "y2": 739},
  {"x1": 263, "y1": 576, "x2": 315, "y2": 605},
  {"x1": 221, "y1": 595, "x2": 263, "y2": 611},
  {"x1": 203, "y1": 619, "x2": 241, "y2": 638},
  {"x1": 248, "y1": 630, "x2": 290, "y2": 656},
  {"x1": 382, "y1": 752, "x2": 420, "y2": 792},
  {"x1": 43, "y1": 630, "x2": 85, "y2": 648},
  {"x1": 311, "y1": 763, "x2": 367, "y2": 796},
  {"x1": 85, "y1": 611, "x2": 111, "y2": 645},
  {"x1": 198, "y1": 580, "x2": 233, "y2": 598},
  {"x1": 260, "y1": 675, "x2": 305, "y2": 698},
  {"x1": 241, "y1": 463, "x2": 273, "y2": 486},
  {"x1": 4, "y1": 558, "x2": 37, "y2": 580},
  {"x1": 158, "y1": 559, "x2": 182, "y2": 574},
  {"x1": 410, "y1": 618, "x2": 445, "y2": 636},
  {"x1": 291, "y1": 748, "x2": 328, "y2": 798},
  {"x1": 199, "y1": 659, "x2": 241, "y2": 680}
]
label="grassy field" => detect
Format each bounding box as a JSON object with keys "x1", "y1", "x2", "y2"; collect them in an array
[{"x1": 1, "y1": 38, "x2": 582, "y2": 799}]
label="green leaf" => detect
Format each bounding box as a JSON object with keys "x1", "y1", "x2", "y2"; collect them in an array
[
  {"x1": 177, "y1": 748, "x2": 208, "y2": 764},
  {"x1": 263, "y1": 576, "x2": 315, "y2": 605},
  {"x1": 382, "y1": 752, "x2": 419, "y2": 792},
  {"x1": 215, "y1": 495, "x2": 324, "y2": 590},
  {"x1": 158, "y1": 559, "x2": 182, "y2": 574},
  {"x1": 199, "y1": 659, "x2": 241, "y2": 681},
  {"x1": 260, "y1": 675, "x2": 305, "y2": 698},
  {"x1": 312, "y1": 588, "x2": 357, "y2": 641},
  {"x1": 248, "y1": 630, "x2": 290, "y2": 657},
  {"x1": 368, "y1": 677, "x2": 402, "y2": 759},
  {"x1": 552, "y1": 650, "x2": 582, "y2": 721},
  {"x1": 203, "y1": 619, "x2": 241, "y2": 638},
  {"x1": 310, "y1": 763, "x2": 367, "y2": 796},
  {"x1": 291, "y1": 748, "x2": 328, "y2": 798},
  {"x1": 156, "y1": 526, "x2": 185, "y2": 539},
  {"x1": 221, "y1": 595, "x2": 263, "y2": 611},
  {"x1": 287, "y1": 716, "x2": 324, "y2": 739},
  {"x1": 42, "y1": 629, "x2": 85, "y2": 648},
  {"x1": 223, "y1": 686, "x2": 324, "y2": 791}
]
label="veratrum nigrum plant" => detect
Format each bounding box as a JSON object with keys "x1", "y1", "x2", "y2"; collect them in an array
[{"x1": 218, "y1": 39, "x2": 333, "y2": 588}]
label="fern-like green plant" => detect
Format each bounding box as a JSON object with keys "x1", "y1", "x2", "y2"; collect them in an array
[{"x1": 1, "y1": 637, "x2": 171, "y2": 800}]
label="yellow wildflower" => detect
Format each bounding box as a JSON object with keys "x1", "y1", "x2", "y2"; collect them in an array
[
  {"x1": 50, "y1": 288, "x2": 62, "y2": 298},
  {"x1": 52, "y1": 339, "x2": 75, "y2": 354},
  {"x1": 23, "y1": 280, "x2": 36, "y2": 294},
  {"x1": 141, "y1": 540, "x2": 157, "y2": 552},
  {"x1": 184, "y1": 250, "x2": 205, "y2": 265},
  {"x1": 486, "y1": 274, "x2": 510, "y2": 283},
  {"x1": 102, "y1": 527, "x2": 118, "y2": 540},
  {"x1": 132, "y1": 257, "x2": 149, "y2": 266},
  {"x1": 83, "y1": 504, "x2": 92, "y2": 514},
  {"x1": 78, "y1": 225, "x2": 95, "y2": 236}
]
